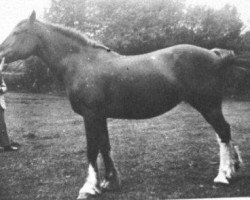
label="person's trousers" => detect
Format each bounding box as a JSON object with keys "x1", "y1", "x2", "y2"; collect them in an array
[{"x1": 0, "y1": 108, "x2": 10, "y2": 147}]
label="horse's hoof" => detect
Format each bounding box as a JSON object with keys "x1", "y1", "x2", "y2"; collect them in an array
[
  {"x1": 214, "y1": 174, "x2": 229, "y2": 184},
  {"x1": 100, "y1": 180, "x2": 113, "y2": 191},
  {"x1": 77, "y1": 183, "x2": 101, "y2": 199},
  {"x1": 100, "y1": 178, "x2": 121, "y2": 191},
  {"x1": 77, "y1": 193, "x2": 90, "y2": 200},
  {"x1": 77, "y1": 191, "x2": 100, "y2": 200}
]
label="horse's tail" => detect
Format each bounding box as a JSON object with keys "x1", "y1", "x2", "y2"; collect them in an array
[{"x1": 228, "y1": 57, "x2": 250, "y2": 73}]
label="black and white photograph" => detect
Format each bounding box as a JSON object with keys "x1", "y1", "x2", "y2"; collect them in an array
[{"x1": 0, "y1": 0, "x2": 250, "y2": 199}]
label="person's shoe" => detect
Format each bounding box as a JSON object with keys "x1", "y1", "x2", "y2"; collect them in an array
[
  {"x1": 10, "y1": 141, "x2": 20, "y2": 147},
  {"x1": 3, "y1": 145, "x2": 19, "y2": 152}
]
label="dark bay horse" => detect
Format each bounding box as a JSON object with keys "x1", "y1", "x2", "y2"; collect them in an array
[{"x1": 0, "y1": 11, "x2": 243, "y2": 199}]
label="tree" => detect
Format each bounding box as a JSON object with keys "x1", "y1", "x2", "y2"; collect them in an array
[
  {"x1": 41, "y1": 1, "x2": 249, "y2": 96},
  {"x1": 44, "y1": 0, "x2": 186, "y2": 54},
  {"x1": 242, "y1": 31, "x2": 250, "y2": 51},
  {"x1": 179, "y1": 4, "x2": 243, "y2": 51},
  {"x1": 44, "y1": 1, "x2": 244, "y2": 54}
]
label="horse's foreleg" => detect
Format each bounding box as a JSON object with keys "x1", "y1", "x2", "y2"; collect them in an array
[
  {"x1": 99, "y1": 123, "x2": 120, "y2": 191},
  {"x1": 188, "y1": 97, "x2": 242, "y2": 184},
  {"x1": 77, "y1": 115, "x2": 103, "y2": 199}
]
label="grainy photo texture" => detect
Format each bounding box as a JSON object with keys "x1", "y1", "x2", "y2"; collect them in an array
[{"x1": 0, "y1": 0, "x2": 250, "y2": 200}]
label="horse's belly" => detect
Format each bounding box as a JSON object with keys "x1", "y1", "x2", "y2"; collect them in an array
[{"x1": 105, "y1": 91, "x2": 181, "y2": 119}]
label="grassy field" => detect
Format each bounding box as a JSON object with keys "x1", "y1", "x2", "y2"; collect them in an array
[{"x1": 0, "y1": 92, "x2": 250, "y2": 200}]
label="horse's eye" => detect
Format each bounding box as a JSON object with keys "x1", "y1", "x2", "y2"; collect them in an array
[
  {"x1": 13, "y1": 30, "x2": 27, "y2": 35},
  {"x1": 13, "y1": 31, "x2": 21, "y2": 35}
]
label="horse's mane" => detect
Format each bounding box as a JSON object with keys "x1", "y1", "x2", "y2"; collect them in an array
[{"x1": 44, "y1": 22, "x2": 111, "y2": 52}]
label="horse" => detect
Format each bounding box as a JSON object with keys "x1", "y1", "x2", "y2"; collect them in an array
[{"x1": 0, "y1": 11, "x2": 243, "y2": 199}]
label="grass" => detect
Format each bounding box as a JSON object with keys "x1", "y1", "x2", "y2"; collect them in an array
[{"x1": 0, "y1": 92, "x2": 250, "y2": 200}]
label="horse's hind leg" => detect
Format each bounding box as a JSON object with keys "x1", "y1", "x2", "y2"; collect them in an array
[{"x1": 187, "y1": 95, "x2": 242, "y2": 184}]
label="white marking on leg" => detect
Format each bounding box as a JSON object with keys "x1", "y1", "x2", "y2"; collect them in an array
[
  {"x1": 77, "y1": 164, "x2": 101, "y2": 199},
  {"x1": 100, "y1": 171, "x2": 121, "y2": 191},
  {"x1": 214, "y1": 142, "x2": 231, "y2": 184},
  {"x1": 86, "y1": 164, "x2": 98, "y2": 186},
  {"x1": 214, "y1": 138, "x2": 242, "y2": 184},
  {"x1": 234, "y1": 145, "x2": 243, "y2": 165},
  {"x1": 100, "y1": 151, "x2": 121, "y2": 191}
]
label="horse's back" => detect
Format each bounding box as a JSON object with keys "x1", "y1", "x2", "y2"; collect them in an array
[{"x1": 115, "y1": 44, "x2": 222, "y2": 93}]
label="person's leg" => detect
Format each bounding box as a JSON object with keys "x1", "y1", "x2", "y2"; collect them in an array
[
  {"x1": 0, "y1": 108, "x2": 11, "y2": 146},
  {"x1": 0, "y1": 108, "x2": 18, "y2": 151}
]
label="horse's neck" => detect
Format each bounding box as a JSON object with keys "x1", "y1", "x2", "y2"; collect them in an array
[
  {"x1": 37, "y1": 27, "x2": 119, "y2": 64},
  {"x1": 36, "y1": 28, "x2": 117, "y2": 81},
  {"x1": 37, "y1": 30, "x2": 67, "y2": 65},
  {"x1": 35, "y1": 30, "x2": 74, "y2": 84}
]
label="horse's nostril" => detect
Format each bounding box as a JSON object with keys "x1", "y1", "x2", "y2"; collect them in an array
[{"x1": 234, "y1": 162, "x2": 240, "y2": 171}]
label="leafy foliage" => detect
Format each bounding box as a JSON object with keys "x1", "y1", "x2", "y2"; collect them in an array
[
  {"x1": 44, "y1": 0, "x2": 243, "y2": 54},
  {"x1": 10, "y1": 0, "x2": 250, "y2": 96},
  {"x1": 180, "y1": 5, "x2": 243, "y2": 51}
]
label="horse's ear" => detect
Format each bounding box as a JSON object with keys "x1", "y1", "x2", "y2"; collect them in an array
[{"x1": 29, "y1": 10, "x2": 36, "y2": 24}]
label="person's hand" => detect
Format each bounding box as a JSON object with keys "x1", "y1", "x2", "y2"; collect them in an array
[{"x1": 0, "y1": 57, "x2": 5, "y2": 71}]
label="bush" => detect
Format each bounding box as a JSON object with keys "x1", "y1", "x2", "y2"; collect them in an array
[{"x1": 5, "y1": 0, "x2": 247, "y2": 97}]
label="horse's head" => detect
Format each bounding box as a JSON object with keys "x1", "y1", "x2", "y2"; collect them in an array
[{"x1": 0, "y1": 11, "x2": 40, "y2": 63}]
